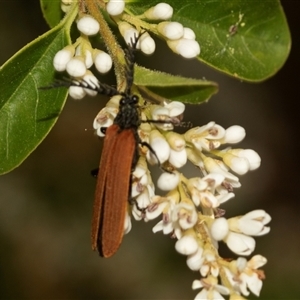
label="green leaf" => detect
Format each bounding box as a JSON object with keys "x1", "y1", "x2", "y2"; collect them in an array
[
  {"x1": 134, "y1": 66, "x2": 218, "y2": 104},
  {"x1": 40, "y1": 0, "x2": 63, "y2": 28},
  {"x1": 0, "y1": 13, "x2": 76, "y2": 174},
  {"x1": 127, "y1": 0, "x2": 291, "y2": 82}
]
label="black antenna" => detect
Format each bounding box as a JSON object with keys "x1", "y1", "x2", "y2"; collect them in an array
[{"x1": 123, "y1": 33, "x2": 143, "y2": 95}]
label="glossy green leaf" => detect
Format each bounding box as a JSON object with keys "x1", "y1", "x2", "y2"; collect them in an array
[
  {"x1": 0, "y1": 13, "x2": 77, "y2": 174},
  {"x1": 134, "y1": 66, "x2": 218, "y2": 104},
  {"x1": 40, "y1": 0, "x2": 63, "y2": 28},
  {"x1": 127, "y1": 0, "x2": 291, "y2": 82}
]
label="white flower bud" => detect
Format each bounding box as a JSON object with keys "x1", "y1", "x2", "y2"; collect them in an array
[
  {"x1": 140, "y1": 33, "x2": 156, "y2": 55},
  {"x1": 224, "y1": 232, "x2": 256, "y2": 256},
  {"x1": 223, "y1": 153, "x2": 250, "y2": 175},
  {"x1": 186, "y1": 248, "x2": 204, "y2": 271},
  {"x1": 106, "y1": 0, "x2": 125, "y2": 16},
  {"x1": 106, "y1": 95, "x2": 122, "y2": 109},
  {"x1": 224, "y1": 125, "x2": 246, "y2": 143},
  {"x1": 66, "y1": 57, "x2": 87, "y2": 77},
  {"x1": 167, "y1": 38, "x2": 200, "y2": 58},
  {"x1": 168, "y1": 149, "x2": 187, "y2": 168},
  {"x1": 144, "y1": 3, "x2": 173, "y2": 20},
  {"x1": 204, "y1": 172, "x2": 226, "y2": 187},
  {"x1": 200, "y1": 262, "x2": 211, "y2": 278},
  {"x1": 132, "y1": 165, "x2": 146, "y2": 179},
  {"x1": 157, "y1": 21, "x2": 184, "y2": 40},
  {"x1": 157, "y1": 171, "x2": 180, "y2": 191},
  {"x1": 236, "y1": 256, "x2": 248, "y2": 271},
  {"x1": 53, "y1": 46, "x2": 74, "y2": 71},
  {"x1": 165, "y1": 132, "x2": 185, "y2": 151},
  {"x1": 118, "y1": 22, "x2": 133, "y2": 36},
  {"x1": 183, "y1": 27, "x2": 196, "y2": 40},
  {"x1": 68, "y1": 85, "x2": 86, "y2": 100},
  {"x1": 82, "y1": 50, "x2": 92, "y2": 69},
  {"x1": 175, "y1": 235, "x2": 198, "y2": 255},
  {"x1": 210, "y1": 217, "x2": 229, "y2": 241},
  {"x1": 93, "y1": 50, "x2": 112, "y2": 73},
  {"x1": 231, "y1": 149, "x2": 261, "y2": 170},
  {"x1": 147, "y1": 130, "x2": 170, "y2": 164},
  {"x1": 77, "y1": 15, "x2": 100, "y2": 36},
  {"x1": 124, "y1": 28, "x2": 140, "y2": 47},
  {"x1": 118, "y1": 22, "x2": 140, "y2": 47},
  {"x1": 83, "y1": 72, "x2": 99, "y2": 88},
  {"x1": 82, "y1": 72, "x2": 99, "y2": 96}
]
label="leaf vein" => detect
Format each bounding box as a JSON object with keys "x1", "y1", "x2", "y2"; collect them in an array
[
  {"x1": 30, "y1": 72, "x2": 39, "y2": 137},
  {"x1": 241, "y1": 36, "x2": 265, "y2": 67}
]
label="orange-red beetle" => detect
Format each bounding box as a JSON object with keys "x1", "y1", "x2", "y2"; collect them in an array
[{"x1": 91, "y1": 93, "x2": 141, "y2": 257}]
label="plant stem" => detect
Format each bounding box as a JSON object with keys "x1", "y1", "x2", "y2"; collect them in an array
[{"x1": 84, "y1": 0, "x2": 126, "y2": 91}]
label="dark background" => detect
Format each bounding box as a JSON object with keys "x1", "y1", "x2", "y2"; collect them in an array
[{"x1": 0, "y1": 1, "x2": 299, "y2": 299}]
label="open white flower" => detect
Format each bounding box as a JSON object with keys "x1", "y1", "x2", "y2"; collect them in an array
[
  {"x1": 185, "y1": 122, "x2": 225, "y2": 151},
  {"x1": 224, "y1": 232, "x2": 256, "y2": 256},
  {"x1": 226, "y1": 255, "x2": 267, "y2": 297},
  {"x1": 228, "y1": 210, "x2": 271, "y2": 236},
  {"x1": 172, "y1": 201, "x2": 198, "y2": 230},
  {"x1": 192, "y1": 276, "x2": 230, "y2": 300}
]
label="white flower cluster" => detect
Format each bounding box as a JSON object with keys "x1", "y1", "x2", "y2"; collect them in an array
[
  {"x1": 93, "y1": 97, "x2": 270, "y2": 299},
  {"x1": 118, "y1": 22, "x2": 157, "y2": 55},
  {"x1": 106, "y1": 1, "x2": 200, "y2": 58},
  {"x1": 158, "y1": 22, "x2": 200, "y2": 58},
  {"x1": 53, "y1": 14, "x2": 112, "y2": 99},
  {"x1": 55, "y1": 1, "x2": 201, "y2": 97}
]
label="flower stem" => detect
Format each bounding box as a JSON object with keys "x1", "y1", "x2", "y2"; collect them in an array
[{"x1": 84, "y1": 0, "x2": 127, "y2": 91}]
